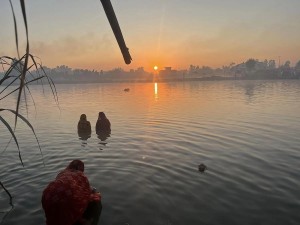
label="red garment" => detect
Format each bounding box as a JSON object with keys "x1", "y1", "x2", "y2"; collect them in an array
[{"x1": 42, "y1": 162, "x2": 100, "y2": 225}]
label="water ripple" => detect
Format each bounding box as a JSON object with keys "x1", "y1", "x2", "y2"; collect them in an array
[{"x1": 1, "y1": 80, "x2": 300, "y2": 225}]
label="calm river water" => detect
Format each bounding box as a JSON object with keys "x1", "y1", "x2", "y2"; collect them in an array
[{"x1": 0, "y1": 80, "x2": 300, "y2": 225}]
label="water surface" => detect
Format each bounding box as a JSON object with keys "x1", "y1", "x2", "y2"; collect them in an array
[{"x1": 1, "y1": 80, "x2": 300, "y2": 225}]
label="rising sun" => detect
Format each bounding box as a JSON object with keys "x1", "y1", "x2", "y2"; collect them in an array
[{"x1": 154, "y1": 65, "x2": 158, "y2": 71}]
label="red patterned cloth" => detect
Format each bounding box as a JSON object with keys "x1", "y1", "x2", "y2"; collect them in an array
[{"x1": 42, "y1": 160, "x2": 100, "y2": 225}]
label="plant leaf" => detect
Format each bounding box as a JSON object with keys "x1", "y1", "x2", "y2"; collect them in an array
[
  {"x1": 15, "y1": 0, "x2": 30, "y2": 128},
  {"x1": 0, "y1": 108, "x2": 44, "y2": 166},
  {"x1": 9, "y1": 0, "x2": 20, "y2": 59},
  {"x1": 0, "y1": 115, "x2": 23, "y2": 167}
]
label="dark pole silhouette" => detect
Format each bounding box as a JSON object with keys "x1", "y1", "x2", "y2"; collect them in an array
[{"x1": 100, "y1": 0, "x2": 132, "y2": 64}]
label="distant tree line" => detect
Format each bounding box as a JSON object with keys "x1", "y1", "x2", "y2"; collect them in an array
[
  {"x1": 1, "y1": 59, "x2": 300, "y2": 84},
  {"x1": 189, "y1": 58, "x2": 300, "y2": 80}
]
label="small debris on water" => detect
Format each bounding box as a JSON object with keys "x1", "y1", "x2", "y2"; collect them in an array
[
  {"x1": 198, "y1": 163, "x2": 207, "y2": 172},
  {"x1": 124, "y1": 88, "x2": 130, "y2": 92}
]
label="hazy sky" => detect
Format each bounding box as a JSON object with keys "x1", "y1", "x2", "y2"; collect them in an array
[{"x1": 1, "y1": 0, "x2": 300, "y2": 71}]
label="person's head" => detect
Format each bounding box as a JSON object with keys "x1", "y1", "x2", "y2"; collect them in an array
[
  {"x1": 67, "y1": 159, "x2": 84, "y2": 172},
  {"x1": 98, "y1": 112, "x2": 106, "y2": 119},
  {"x1": 80, "y1": 114, "x2": 87, "y2": 121}
]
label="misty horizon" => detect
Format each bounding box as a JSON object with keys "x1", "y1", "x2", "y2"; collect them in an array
[{"x1": 1, "y1": 0, "x2": 300, "y2": 71}]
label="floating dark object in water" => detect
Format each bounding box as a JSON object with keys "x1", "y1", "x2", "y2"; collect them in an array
[
  {"x1": 124, "y1": 88, "x2": 130, "y2": 92},
  {"x1": 198, "y1": 164, "x2": 207, "y2": 172}
]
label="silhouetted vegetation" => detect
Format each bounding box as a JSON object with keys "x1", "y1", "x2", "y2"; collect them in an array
[
  {"x1": 0, "y1": 2, "x2": 59, "y2": 216},
  {"x1": 245, "y1": 59, "x2": 257, "y2": 71},
  {"x1": 4, "y1": 58, "x2": 298, "y2": 85},
  {"x1": 1, "y1": 1, "x2": 131, "y2": 217}
]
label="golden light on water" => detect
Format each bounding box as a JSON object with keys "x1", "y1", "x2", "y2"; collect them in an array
[{"x1": 154, "y1": 82, "x2": 158, "y2": 99}]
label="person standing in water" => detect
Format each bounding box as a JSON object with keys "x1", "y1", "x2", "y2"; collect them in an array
[
  {"x1": 95, "y1": 112, "x2": 111, "y2": 134},
  {"x1": 78, "y1": 114, "x2": 92, "y2": 135}
]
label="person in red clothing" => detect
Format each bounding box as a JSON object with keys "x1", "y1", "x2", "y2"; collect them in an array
[
  {"x1": 96, "y1": 112, "x2": 111, "y2": 135},
  {"x1": 42, "y1": 160, "x2": 101, "y2": 225}
]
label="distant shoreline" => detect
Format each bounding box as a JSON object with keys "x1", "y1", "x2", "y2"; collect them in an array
[
  {"x1": 26, "y1": 76, "x2": 300, "y2": 85},
  {"x1": 2, "y1": 75, "x2": 299, "y2": 86}
]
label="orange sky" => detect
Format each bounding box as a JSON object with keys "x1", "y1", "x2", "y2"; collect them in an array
[{"x1": 1, "y1": 1, "x2": 300, "y2": 72}]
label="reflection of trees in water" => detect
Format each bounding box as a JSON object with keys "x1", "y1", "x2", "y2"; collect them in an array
[
  {"x1": 235, "y1": 81, "x2": 267, "y2": 103},
  {"x1": 244, "y1": 83, "x2": 255, "y2": 98}
]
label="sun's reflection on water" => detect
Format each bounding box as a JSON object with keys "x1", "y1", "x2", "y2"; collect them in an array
[{"x1": 154, "y1": 82, "x2": 158, "y2": 99}]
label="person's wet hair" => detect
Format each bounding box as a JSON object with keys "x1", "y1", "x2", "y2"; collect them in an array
[
  {"x1": 67, "y1": 159, "x2": 84, "y2": 172},
  {"x1": 98, "y1": 112, "x2": 106, "y2": 119},
  {"x1": 80, "y1": 114, "x2": 87, "y2": 121}
]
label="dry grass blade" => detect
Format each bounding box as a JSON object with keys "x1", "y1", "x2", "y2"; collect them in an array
[
  {"x1": 23, "y1": 78, "x2": 38, "y2": 116},
  {"x1": 0, "y1": 57, "x2": 26, "y2": 96},
  {"x1": 9, "y1": 0, "x2": 20, "y2": 59},
  {"x1": 0, "y1": 116, "x2": 23, "y2": 167},
  {"x1": 15, "y1": 0, "x2": 30, "y2": 128},
  {"x1": 0, "y1": 76, "x2": 45, "y2": 101},
  {"x1": 0, "y1": 181, "x2": 14, "y2": 224},
  {"x1": 0, "y1": 55, "x2": 50, "y2": 101},
  {"x1": 0, "y1": 205, "x2": 14, "y2": 225},
  {"x1": 29, "y1": 54, "x2": 59, "y2": 104},
  {"x1": 0, "y1": 57, "x2": 20, "y2": 85},
  {"x1": 0, "y1": 0, "x2": 60, "y2": 210},
  {"x1": 0, "y1": 181, "x2": 13, "y2": 205},
  {"x1": 1, "y1": 137, "x2": 13, "y2": 155},
  {"x1": 0, "y1": 76, "x2": 20, "y2": 95},
  {"x1": 0, "y1": 109, "x2": 45, "y2": 166}
]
